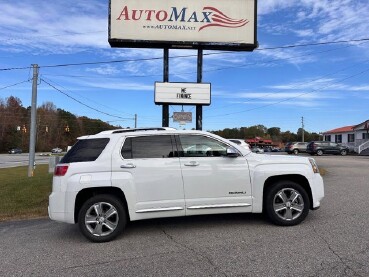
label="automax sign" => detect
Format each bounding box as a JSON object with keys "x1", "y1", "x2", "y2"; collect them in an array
[
  {"x1": 155, "y1": 82, "x2": 211, "y2": 105},
  {"x1": 109, "y1": 0, "x2": 257, "y2": 51}
]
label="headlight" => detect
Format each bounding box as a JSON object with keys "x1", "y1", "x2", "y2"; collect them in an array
[{"x1": 309, "y1": 158, "x2": 320, "y2": 174}]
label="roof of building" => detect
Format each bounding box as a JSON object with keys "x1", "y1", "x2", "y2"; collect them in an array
[
  {"x1": 324, "y1": 125, "x2": 354, "y2": 134},
  {"x1": 353, "y1": 120, "x2": 369, "y2": 129}
]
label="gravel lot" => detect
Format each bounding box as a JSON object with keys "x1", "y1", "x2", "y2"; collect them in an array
[{"x1": 0, "y1": 155, "x2": 368, "y2": 276}]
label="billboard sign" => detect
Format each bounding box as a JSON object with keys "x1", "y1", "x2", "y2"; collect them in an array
[
  {"x1": 109, "y1": 0, "x2": 257, "y2": 51},
  {"x1": 155, "y1": 82, "x2": 211, "y2": 105}
]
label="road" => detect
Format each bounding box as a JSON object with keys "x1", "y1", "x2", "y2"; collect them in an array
[
  {"x1": 0, "y1": 153, "x2": 56, "y2": 169},
  {"x1": 0, "y1": 155, "x2": 368, "y2": 276}
]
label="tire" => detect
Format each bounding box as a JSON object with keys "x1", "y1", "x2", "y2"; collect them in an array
[
  {"x1": 316, "y1": 149, "x2": 323, "y2": 156},
  {"x1": 265, "y1": 181, "x2": 310, "y2": 226},
  {"x1": 78, "y1": 194, "x2": 127, "y2": 243},
  {"x1": 340, "y1": 149, "x2": 347, "y2": 156},
  {"x1": 293, "y1": 149, "x2": 299, "y2": 155}
]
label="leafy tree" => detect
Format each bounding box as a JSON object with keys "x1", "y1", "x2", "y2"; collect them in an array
[{"x1": 0, "y1": 97, "x2": 119, "y2": 153}]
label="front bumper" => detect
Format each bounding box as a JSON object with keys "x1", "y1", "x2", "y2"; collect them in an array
[{"x1": 310, "y1": 173, "x2": 325, "y2": 209}]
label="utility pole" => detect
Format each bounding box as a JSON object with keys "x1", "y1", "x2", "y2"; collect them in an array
[
  {"x1": 134, "y1": 114, "x2": 137, "y2": 128},
  {"x1": 28, "y1": 64, "x2": 39, "y2": 177},
  {"x1": 301, "y1": 116, "x2": 305, "y2": 142}
]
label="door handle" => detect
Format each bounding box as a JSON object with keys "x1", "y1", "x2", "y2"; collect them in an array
[
  {"x1": 184, "y1": 161, "x2": 199, "y2": 167},
  {"x1": 120, "y1": 163, "x2": 136, "y2": 168}
]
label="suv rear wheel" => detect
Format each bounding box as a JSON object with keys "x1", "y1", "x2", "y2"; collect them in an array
[
  {"x1": 265, "y1": 181, "x2": 310, "y2": 226},
  {"x1": 293, "y1": 149, "x2": 299, "y2": 155},
  {"x1": 316, "y1": 149, "x2": 323, "y2": 156},
  {"x1": 78, "y1": 194, "x2": 127, "y2": 242},
  {"x1": 340, "y1": 149, "x2": 347, "y2": 156}
]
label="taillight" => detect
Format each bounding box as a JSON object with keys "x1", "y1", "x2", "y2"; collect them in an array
[
  {"x1": 313, "y1": 143, "x2": 317, "y2": 150},
  {"x1": 54, "y1": 165, "x2": 69, "y2": 176}
]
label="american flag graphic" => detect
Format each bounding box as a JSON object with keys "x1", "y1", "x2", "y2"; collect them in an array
[{"x1": 199, "y1": 7, "x2": 249, "y2": 31}]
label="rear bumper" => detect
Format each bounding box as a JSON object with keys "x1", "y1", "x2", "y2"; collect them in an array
[{"x1": 48, "y1": 191, "x2": 76, "y2": 224}]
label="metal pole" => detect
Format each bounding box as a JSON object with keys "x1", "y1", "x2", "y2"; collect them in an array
[
  {"x1": 28, "y1": 64, "x2": 39, "y2": 177},
  {"x1": 134, "y1": 114, "x2": 137, "y2": 128},
  {"x1": 196, "y1": 49, "x2": 203, "y2": 130},
  {"x1": 301, "y1": 116, "x2": 305, "y2": 142},
  {"x1": 162, "y1": 48, "x2": 169, "y2": 127}
]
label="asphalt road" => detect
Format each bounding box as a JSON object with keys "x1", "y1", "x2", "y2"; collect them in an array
[
  {"x1": 0, "y1": 153, "x2": 56, "y2": 169},
  {"x1": 0, "y1": 155, "x2": 368, "y2": 276}
]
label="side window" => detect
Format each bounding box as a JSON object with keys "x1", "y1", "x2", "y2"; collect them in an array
[
  {"x1": 121, "y1": 135, "x2": 174, "y2": 159},
  {"x1": 179, "y1": 135, "x2": 228, "y2": 157}
]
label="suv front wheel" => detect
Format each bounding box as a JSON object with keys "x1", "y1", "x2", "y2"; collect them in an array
[
  {"x1": 78, "y1": 194, "x2": 127, "y2": 242},
  {"x1": 265, "y1": 181, "x2": 310, "y2": 226}
]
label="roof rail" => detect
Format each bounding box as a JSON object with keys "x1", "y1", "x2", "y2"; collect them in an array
[
  {"x1": 98, "y1": 127, "x2": 176, "y2": 135},
  {"x1": 112, "y1": 127, "x2": 176, "y2": 134}
]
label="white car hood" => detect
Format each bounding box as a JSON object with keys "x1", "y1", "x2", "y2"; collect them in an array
[{"x1": 247, "y1": 152, "x2": 310, "y2": 165}]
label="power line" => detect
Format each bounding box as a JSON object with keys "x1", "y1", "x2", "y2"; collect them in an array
[
  {"x1": 1, "y1": 37, "x2": 369, "y2": 71},
  {"x1": 41, "y1": 76, "x2": 136, "y2": 117},
  {"x1": 207, "y1": 66, "x2": 369, "y2": 118},
  {"x1": 0, "y1": 79, "x2": 30, "y2": 92},
  {"x1": 41, "y1": 78, "x2": 135, "y2": 121},
  {"x1": 215, "y1": 57, "x2": 369, "y2": 110},
  {"x1": 257, "y1": 38, "x2": 369, "y2": 50},
  {"x1": 41, "y1": 40, "x2": 368, "y2": 80}
]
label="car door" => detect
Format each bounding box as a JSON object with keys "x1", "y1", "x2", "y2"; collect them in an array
[
  {"x1": 111, "y1": 134, "x2": 185, "y2": 220},
  {"x1": 328, "y1": 142, "x2": 338, "y2": 154},
  {"x1": 177, "y1": 134, "x2": 252, "y2": 216}
]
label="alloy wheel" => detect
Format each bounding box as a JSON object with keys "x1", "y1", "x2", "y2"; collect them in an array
[
  {"x1": 273, "y1": 188, "x2": 305, "y2": 221},
  {"x1": 84, "y1": 202, "x2": 119, "y2": 237}
]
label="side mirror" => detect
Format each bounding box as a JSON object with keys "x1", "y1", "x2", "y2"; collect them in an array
[{"x1": 226, "y1": 147, "x2": 239, "y2": 157}]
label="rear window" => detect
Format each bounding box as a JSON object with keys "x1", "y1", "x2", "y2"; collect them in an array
[{"x1": 60, "y1": 138, "x2": 109, "y2": 163}]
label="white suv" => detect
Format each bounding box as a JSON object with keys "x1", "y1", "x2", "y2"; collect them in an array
[{"x1": 49, "y1": 128, "x2": 324, "y2": 242}]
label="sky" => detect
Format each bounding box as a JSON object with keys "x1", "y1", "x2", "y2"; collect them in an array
[{"x1": 1, "y1": 0, "x2": 369, "y2": 134}]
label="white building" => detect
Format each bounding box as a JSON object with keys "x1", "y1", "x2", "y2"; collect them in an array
[{"x1": 323, "y1": 120, "x2": 369, "y2": 154}]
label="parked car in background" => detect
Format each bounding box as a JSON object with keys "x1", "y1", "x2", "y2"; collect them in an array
[
  {"x1": 8, "y1": 148, "x2": 22, "y2": 154},
  {"x1": 285, "y1": 142, "x2": 309, "y2": 155},
  {"x1": 251, "y1": 146, "x2": 264, "y2": 153},
  {"x1": 51, "y1": 147, "x2": 63, "y2": 153},
  {"x1": 307, "y1": 141, "x2": 349, "y2": 156},
  {"x1": 228, "y1": 139, "x2": 250, "y2": 150},
  {"x1": 49, "y1": 127, "x2": 324, "y2": 242}
]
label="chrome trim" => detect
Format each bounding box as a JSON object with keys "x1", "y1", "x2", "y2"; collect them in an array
[
  {"x1": 187, "y1": 203, "x2": 251, "y2": 210},
  {"x1": 136, "y1": 207, "x2": 184, "y2": 213}
]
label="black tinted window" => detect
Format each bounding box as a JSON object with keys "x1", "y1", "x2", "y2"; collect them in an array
[
  {"x1": 229, "y1": 139, "x2": 241, "y2": 145},
  {"x1": 121, "y1": 135, "x2": 174, "y2": 159},
  {"x1": 61, "y1": 138, "x2": 109, "y2": 163}
]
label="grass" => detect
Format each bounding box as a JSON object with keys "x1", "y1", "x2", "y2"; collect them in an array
[{"x1": 0, "y1": 165, "x2": 52, "y2": 222}]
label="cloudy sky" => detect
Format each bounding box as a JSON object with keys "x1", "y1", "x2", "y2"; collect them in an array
[{"x1": 1, "y1": 0, "x2": 369, "y2": 133}]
